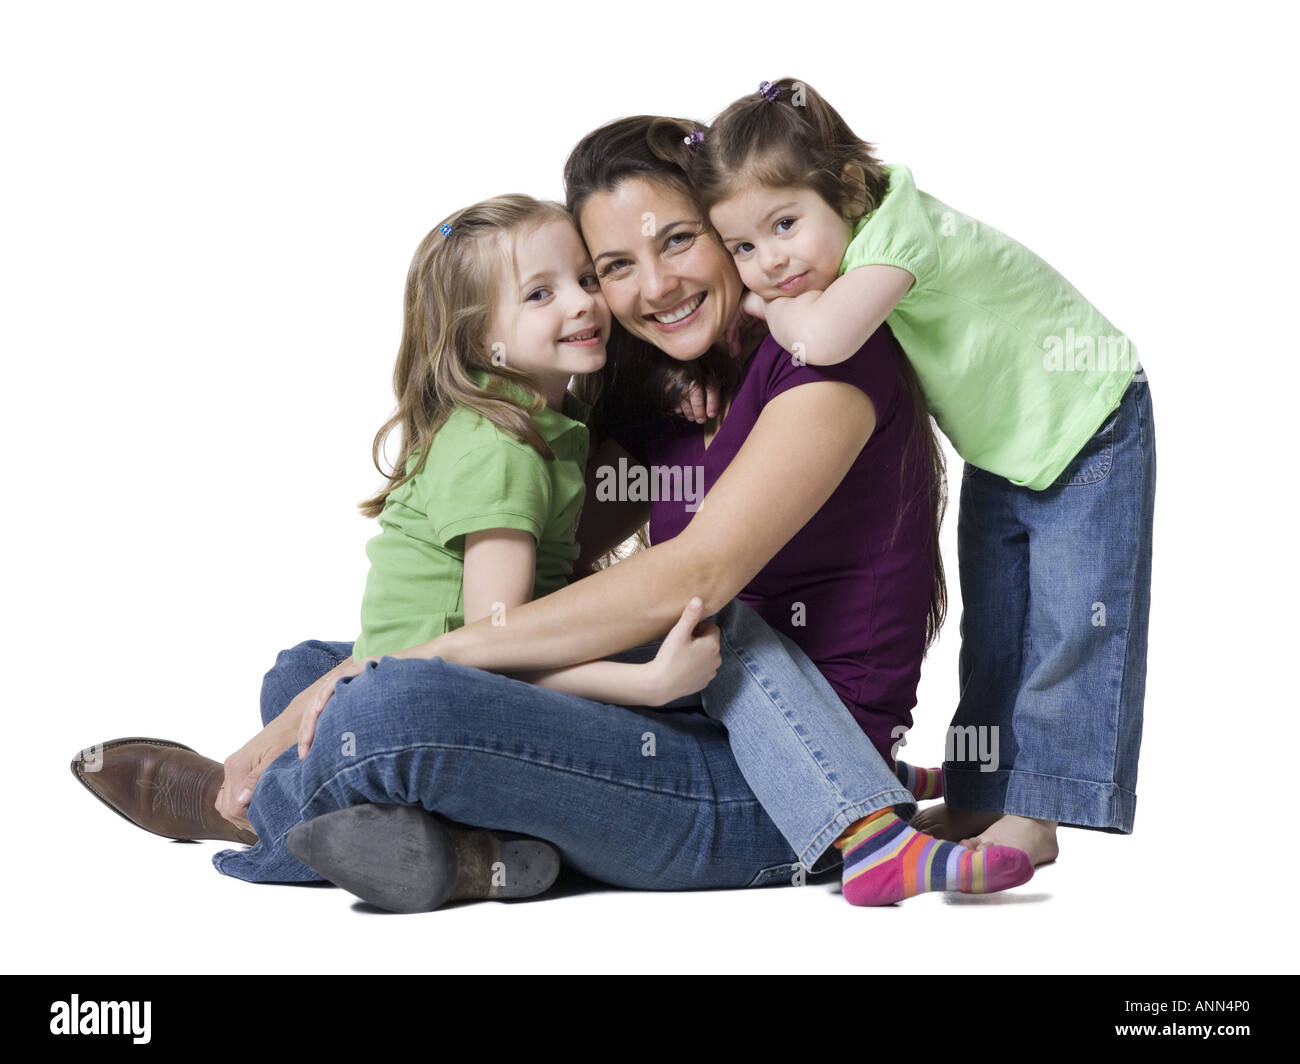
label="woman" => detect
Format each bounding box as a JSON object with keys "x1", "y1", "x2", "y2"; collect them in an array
[{"x1": 77, "y1": 116, "x2": 1032, "y2": 907}]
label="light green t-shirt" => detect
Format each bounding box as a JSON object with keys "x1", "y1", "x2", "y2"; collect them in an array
[
  {"x1": 353, "y1": 382, "x2": 591, "y2": 661},
  {"x1": 839, "y1": 163, "x2": 1138, "y2": 490}
]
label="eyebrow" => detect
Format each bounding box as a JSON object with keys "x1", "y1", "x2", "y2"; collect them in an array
[
  {"x1": 719, "y1": 202, "x2": 798, "y2": 245},
  {"x1": 593, "y1": 219, "x2": 698, "y2": 266},
  {"x1": 516, "y1": 256, "x2": 596, "y2": 294},
  {"x1": 518, "y1": 270, "x2": 553, "y2": 292}
]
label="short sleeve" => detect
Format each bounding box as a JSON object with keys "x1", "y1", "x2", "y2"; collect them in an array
[
  {"x1": 759, "y1": 326, "x2": 905, "y2": 432},
  {"x1": 838, "y1": 164, "x2": 939, "y2": 290},
  {"x1": 422, "y1": 441, "x2": 550, "y2": 550}
]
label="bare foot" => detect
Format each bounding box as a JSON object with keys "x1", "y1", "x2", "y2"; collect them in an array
[
  {"x1": 908, "y1": 801, "x2": 1001, "y2": 842},
  {"x1": 961, "y1": 814, "x2": 1059, "y2": 867}
]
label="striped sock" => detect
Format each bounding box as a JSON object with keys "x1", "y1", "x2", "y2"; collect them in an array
[
  {"x1": 835, "y1": 806, "x2": 1033, "y2": 906},
  {"x1": 894, "y1": 760, "x2": 943, "y2": 800}
]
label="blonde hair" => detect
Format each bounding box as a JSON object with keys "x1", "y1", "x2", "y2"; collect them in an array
[{"x1": 359, "y1": 194, "x2": 574, "y2": 519}]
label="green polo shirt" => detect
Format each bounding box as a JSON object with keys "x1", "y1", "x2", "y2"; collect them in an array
[
  {"x1": 353, "y1": 381, "x2": 591, "y2": 661},
  {"x1": 839, "y1": 163, "x2": 1138, "y2": 490}
]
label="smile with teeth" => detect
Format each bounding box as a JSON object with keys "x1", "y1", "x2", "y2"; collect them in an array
[
  {"x1": 646, "y1": 292, "x2": 705, "y2": 325},
  {"x1": 559, "y1": 326, "x2": 601, "y2": 344}
]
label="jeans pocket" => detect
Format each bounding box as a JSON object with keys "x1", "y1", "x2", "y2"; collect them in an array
[{"x1": 1054, "y1": 413, "x2": 1117, "y2": 487}]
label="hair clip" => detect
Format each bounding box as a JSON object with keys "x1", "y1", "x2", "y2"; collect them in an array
[
  {"x1": 439, "y1": 224, "x2": 453, "y2": 237},
  {"x1": 758, "y1": 81, "x2": 781, "y2": 103},
  {"x1": 682, "y1": 129, "x2": 705, "y2": 146}
]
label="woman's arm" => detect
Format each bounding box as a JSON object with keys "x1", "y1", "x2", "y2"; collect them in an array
[
  {"x1": 465, "y1": 529, "x2": 718, "y2": 707},
  {"x1": 397, "y1": 379, "x2": 877, "y2": 672},
  {"x1": 744, "y1": 265, "x2": 914, "y2": 367}
]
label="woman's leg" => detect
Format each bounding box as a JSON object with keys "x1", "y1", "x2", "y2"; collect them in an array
[
  {"x1": 699, "y1": 599, "x2": 1033, "y2": 902},
  {"x1": 213, "y1": 652, "x2": 804, "y2": 890},
  {"x1": 704, "y1": 599, "x2": 916, "y2": 874},
  {"x1": 258, "y1": 640, "x2": 356, "y2": 728}
]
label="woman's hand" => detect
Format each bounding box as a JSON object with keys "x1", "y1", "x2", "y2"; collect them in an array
[
  {"x1": 296, "y1": 657, "x2": 367, "y2": 760},
  {"x1": 216, "y1": 716, "x2": 296, "y2": 834},
  {"x1": 213, "y1": 657, "x2": 368, "y2": 833},
  {"x1": 645, "y1": 597, "x2": 721, "y2": 705}
]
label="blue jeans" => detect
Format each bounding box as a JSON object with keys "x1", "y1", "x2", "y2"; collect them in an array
[
  {"x1": 212, "y1": 599, "x2": 916, "y2": 888},
  {"x1": 945, "y1": 371, "x2": 1156, "y2": 832}
]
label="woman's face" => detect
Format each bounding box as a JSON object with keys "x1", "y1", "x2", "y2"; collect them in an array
[{"x1": 578, "y1": 176, "x2": 743, "y2": 362}]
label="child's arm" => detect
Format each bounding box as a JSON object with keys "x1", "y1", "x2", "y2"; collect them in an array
[
  {"x1": 464, "y1": 530, "x2": 719, "y2": 707},
  {"x1": 745, "y1": 264, "x2": 915, "y2": 367},
  {"x1": 514, "y1": 597, "x2": 719, "y2": 706}
]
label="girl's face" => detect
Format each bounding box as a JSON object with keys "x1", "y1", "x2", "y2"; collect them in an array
[
  {"x1": 579, "y1": 176, "x2": 742, "y2": 362},
  {"x1": 485, "y1": 218, "x2": 610, "y2": 401},
  {"x1": 709, "y1": 184, "x2": 854, "y2": 301}
]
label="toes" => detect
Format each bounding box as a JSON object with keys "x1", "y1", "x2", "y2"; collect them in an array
[
  {"x1": 909, "y1": 810, "x2": 937, "y2": 832},
  {"x1": 984, "y1": 845, "x2": 1035, "y2": 887}
]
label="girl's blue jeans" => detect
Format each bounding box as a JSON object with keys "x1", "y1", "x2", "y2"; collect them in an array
[
  {"x1": 213, "y1": 598, "x2": 916, "y2": 889},
  {"x1": 944, "y1": 371, "x2": 1156, "y2": 832}
]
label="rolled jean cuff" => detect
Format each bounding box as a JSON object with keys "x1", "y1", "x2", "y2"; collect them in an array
[
  {"x1": 804, "y1": 789, "x2": 918, "y2": 874},
  {"x1": 943, "y1": 764, "x2": 1136, "y2": 834}
]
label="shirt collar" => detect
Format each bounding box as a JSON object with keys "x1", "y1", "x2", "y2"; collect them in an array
[{"x1": 470, "y1": 369, "x2": 591, "y2": 443}]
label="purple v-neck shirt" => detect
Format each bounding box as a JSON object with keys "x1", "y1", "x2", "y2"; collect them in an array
[{"x1": 612, "y1": 326, "x2": 933, "y2": 765}]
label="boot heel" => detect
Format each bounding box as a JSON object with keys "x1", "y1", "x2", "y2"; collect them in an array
[{"x1": 445, "y1": 827, "x2": 561, "y2": 901}]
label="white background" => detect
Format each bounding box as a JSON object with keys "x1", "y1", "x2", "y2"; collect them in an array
[{"x1": 3, "y1": 0, "x2": 1296, "y2": 973}]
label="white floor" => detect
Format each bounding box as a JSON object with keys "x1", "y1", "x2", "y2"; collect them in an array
[{"x1": 17, "y1": 774, "x2": 1285, "y2": 975}]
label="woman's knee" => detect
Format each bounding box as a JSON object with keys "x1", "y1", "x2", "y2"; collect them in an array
[
  {"x1": 297, "y1": 657, "x2": 494, "y2": 802},
  {"x1": 317, "y1": 655, "x2": 461, "y2": 743},
  {"x1": 259, "y1": 639, "x2": 353, "y2": 728}
]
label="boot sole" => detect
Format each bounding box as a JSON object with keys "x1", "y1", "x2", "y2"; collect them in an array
[{"x1": 285, "y1": 804, "x2": 560, "y2": 913}]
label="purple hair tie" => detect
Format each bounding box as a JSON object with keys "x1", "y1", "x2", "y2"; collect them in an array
[
  {"x1": 758, "y1": 81, "x2": 781, "y2": 102},
  {"x1": 682, "y1": 129, "x2": 705, "y2": 146}
]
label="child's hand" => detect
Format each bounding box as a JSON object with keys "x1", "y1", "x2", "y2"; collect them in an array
[
  {"x1": 677, "y1": 381, "x2": 719, "y2": 424},
  {"x1": 741, "y1": 290, "x2": 769, "y2": 321},
  {"x1": 646, "y1": 597, "x2": 722, "y2": 705}
]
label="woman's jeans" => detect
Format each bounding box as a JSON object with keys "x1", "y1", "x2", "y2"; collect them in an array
[
  {"x1": 213, "y1": 598, "x2": 916, "y2": 888},
  {"x1": 944, "y1": 370, "x2": 1156, "y2": 833}
]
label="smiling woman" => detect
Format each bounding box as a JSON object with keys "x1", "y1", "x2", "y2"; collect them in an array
[{"x1": 588, "y1": 188, "x2": 741, "y2": 357}]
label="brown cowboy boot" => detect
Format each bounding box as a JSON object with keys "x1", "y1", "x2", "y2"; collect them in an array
[{"x1": 71, "y1": 737, "x2": 258, "y2": 845}]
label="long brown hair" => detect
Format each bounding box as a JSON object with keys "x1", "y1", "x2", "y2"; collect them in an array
[
  {"x1": 896, "y1": 359, "x2": 949, "y2": 650},
  {"x1": 359, "y1": 194, "x2": 574, "y2": 519}
]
